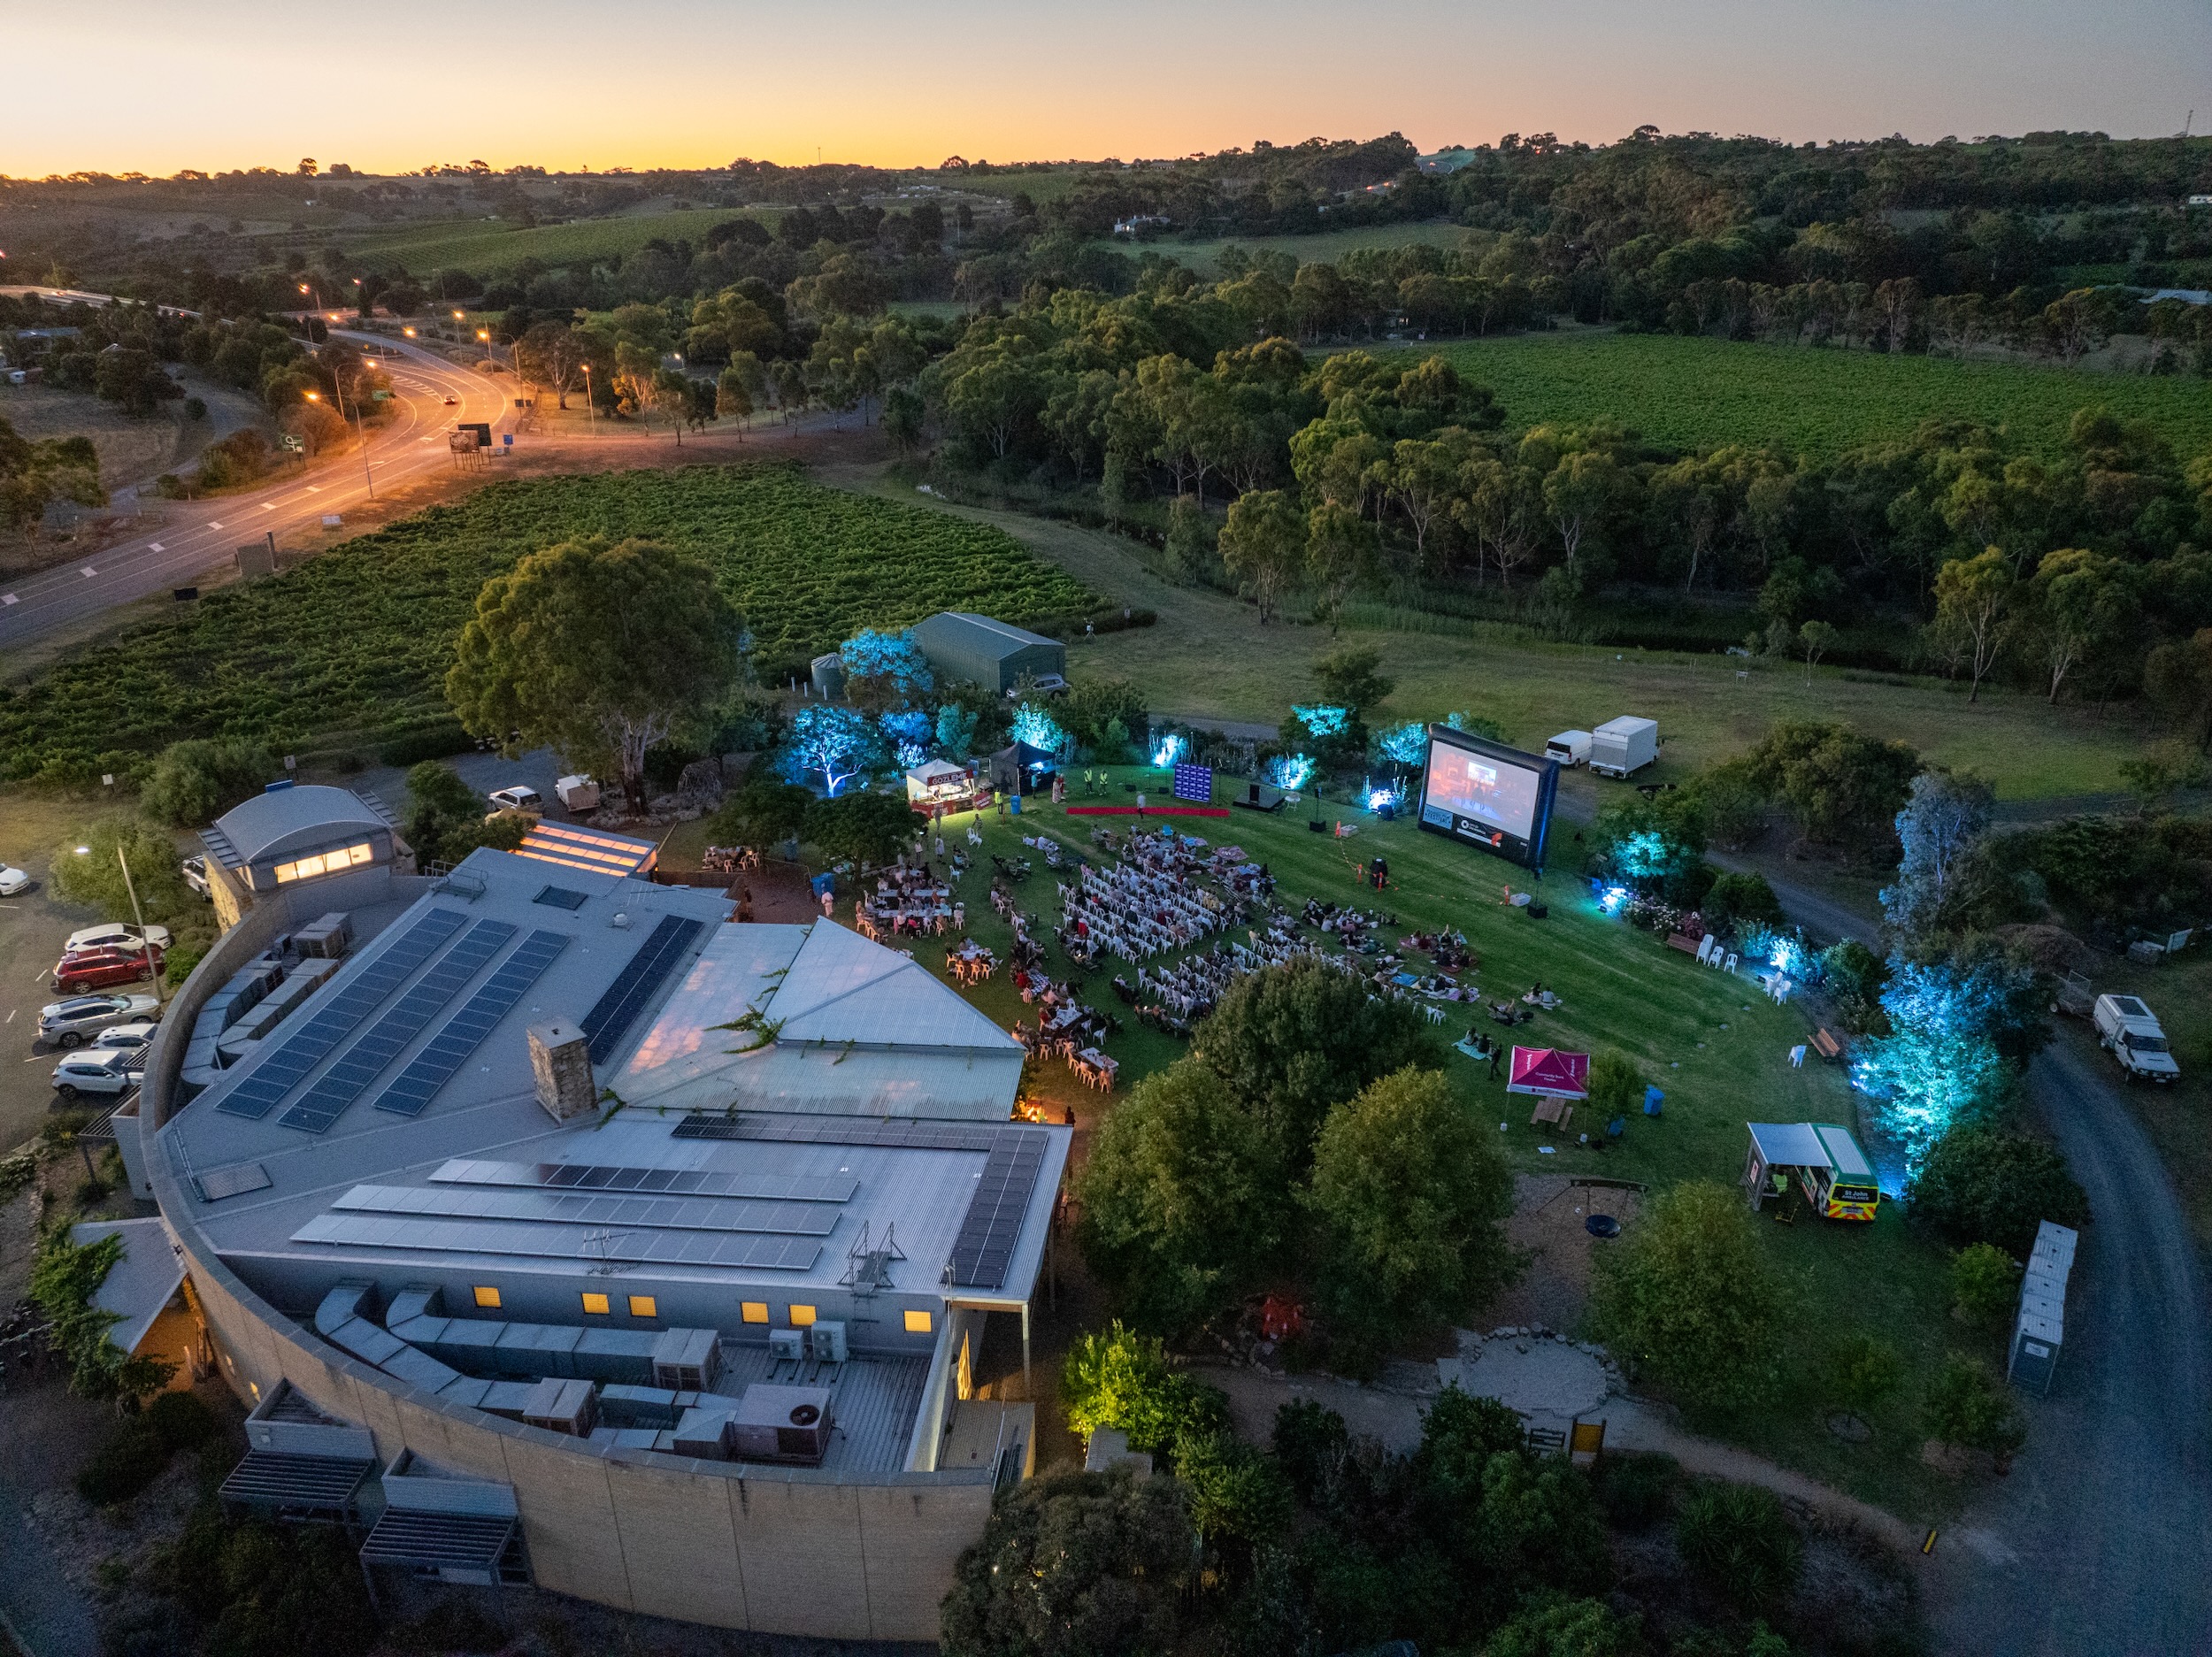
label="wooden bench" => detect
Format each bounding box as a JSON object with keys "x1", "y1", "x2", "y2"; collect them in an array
[
  {"x1": 1665, "y1": 932, "x2": 1702, "y2": 955},
  {"x1": 1811, "y1": 1027, "x2": 1844, "y2": 1062}
]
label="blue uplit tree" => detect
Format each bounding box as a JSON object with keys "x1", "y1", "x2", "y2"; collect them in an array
[
  {"x1": 1291, "y1": 703, "x2": 1351, "y2": 739},
  {"x1": 839, "y1": 629, "x2": 934, "y2": 709},
  {"x1": 879, "y1": 709, "x2": 933, "y2": 769},
  {"x1": 1881, "y1": 770, "x2": 1993, "y2": 940},
  {"x1": 934, "y1": 702, "x2": 978, "y2": 759},
  {"x1": 1265, "y1": 752, "x2": 1316, "y2": 791},
  {"x1": 1151, "y1": 731, "x2": 1187, "y2": 769},
  {"x1": 785, "y1": 704, "x2": 879, "y2": 796},
  {"x1": 1376, "y1": 721, "x2": 1430, "y2": 767},
  {"x1": 1010, "y1": 702, "x2": 1069, "y2": 756},
  {"x1": 1853, "y1": 947, "x2": 2047, "y2": 1170}
]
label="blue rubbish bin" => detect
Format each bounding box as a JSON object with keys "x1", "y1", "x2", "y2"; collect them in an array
[
  {"x1": 1009, "y1": 794, "x2": 1023, "y2": 816},
  {"x1": 1642, "y1": 1085, "x2": 1665, "y2": 1116}
]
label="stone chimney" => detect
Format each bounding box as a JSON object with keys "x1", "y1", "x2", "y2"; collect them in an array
[{"x1": 528, "y1": 1022, "x2": 595, "y2": 1122}]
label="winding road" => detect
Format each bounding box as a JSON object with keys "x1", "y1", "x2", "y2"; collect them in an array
[{"x1": 0, "y1": 332, "x2": 506, "y2": 650}]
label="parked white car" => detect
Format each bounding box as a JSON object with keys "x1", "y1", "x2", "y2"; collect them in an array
[
  {"x1": 486, "y1": 786, "x2": 544, "y2": 816},
  {"x1": 50, "y1": 1050, "x2": 141, "y2": 1101},
  {"x1": 64, "y1": 921, "x2": 173, "y2": 955},
  {"x1": 180, "y1": 855, "x2": 211, "y2": 897},
  {"x1": 0, "y1": 864, "x2": 30, "y2": 896},
  {"x1": 38, "y1": 993, "x2": 160, "y2": 1048},
  {"x1": 2093, "y1": 993, "x2": 2180, "y2": 1084},
  {"x1": 91, "y1": 1022, "x2": 160, "y2": 1051}
]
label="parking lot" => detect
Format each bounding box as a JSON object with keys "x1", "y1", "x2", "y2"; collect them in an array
[{"x1": 0, "y1": 798, "x2": 127, "y2": 1154}]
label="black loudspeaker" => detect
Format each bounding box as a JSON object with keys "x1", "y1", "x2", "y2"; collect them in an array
[
  {"x1": 1308, "y1": 819, "x2": 1326, "y2": 833},
  {"x1": 1526, "y1": 902, "x2": 1549, "y2": 919}
]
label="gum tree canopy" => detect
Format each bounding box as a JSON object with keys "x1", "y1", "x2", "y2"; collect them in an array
[{"x1": 446, "y1": 537, "x2": 743, "y2": 809}]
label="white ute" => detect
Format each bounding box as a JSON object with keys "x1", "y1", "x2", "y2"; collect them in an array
[{"x1": 2093, "y1": 993, "x2": 2180, "y2": 1085}]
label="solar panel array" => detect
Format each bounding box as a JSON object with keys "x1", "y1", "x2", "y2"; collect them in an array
[
  {"x1": 217, "y1": 909, "x2": 468, "y2": 1121},
  {"x1": 947, "y1": 1133, "x2": 1050, "y2": 1290},
  {"x1": 669, "y1": 1112, "x2": 1051, "y2": 1292},
  {"x1": 290, "y1": 1209, "x2": 822, "y2": 1271},
  {"x1": 197, "y1": 1162, "x2": 273, "y2": 1201},
  {"x1": 277, "y1": 920, "x2": 518, "y2": 1133},
  {"x1": 329, "y1": 1182, "x2": 840, "y2": 1236},
  {"x1": 672, "y1": 1113, "x2": 1005, "y2": 1153},
  {"x1": 429, "y1": 1156, "x2": 857, "y2": 1204},
  {"x1": 580, "y1": 914, "x2": 704, "y2": 1062},
  {"x1": 372, "y1": 930, "x2": 570, "y2": 1117}
]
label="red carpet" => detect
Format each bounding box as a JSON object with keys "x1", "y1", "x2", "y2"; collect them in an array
[{"x1": 1064, "y1": 804, "x2": 1231, "y2": 818}]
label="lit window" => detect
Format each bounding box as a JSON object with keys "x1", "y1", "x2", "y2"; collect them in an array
[
  {"x1": 741, "y1": 1301, "x2": 768, "y2": 1324},
  {"x1": 904, "y1": 1309, "x2": 933, "y2": 1335},
  {"x1": 473, "y1": 1285, "x2": 501, "y2": 1308},
  {"x1": 788, "y1": 1304, "x2": 817, "y2": 1328},
  {"x1": 581, "y1": 1293, "x2": 610, "y2": 1316},
  {"x1": 273, "y1": 842, "x2": 373, "y2": 885},
  {"x1": 627, "y1": 1295, "x2": 657, "y2": 1318}
]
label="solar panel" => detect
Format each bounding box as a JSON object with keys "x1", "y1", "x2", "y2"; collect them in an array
[
  {"x1": 277, "y1": 920, "x2": 518, "y2": 1133},
  {"x1": 533, "y1": 885, "x2": 588, "y2": 910},
  {"x1": 672, "y1": 1112, "x2": 1005, "y2": 1154},
  {"x1": 947, "y1": 1133, "x2": 1050, "y2": 1290},
  {"x1": 217, "y1": 909, "x2": 468, "y2": 1120},
  {"x1": 328, "y1": 1181, "x2": 840, "y2": 1236},
  {"x1": 197, "y1": 1162, "x2": 273, "y2": 1201},
  {"x1": 289, "y1": 1210, "x2": 821, "y2": 1271},
  {"x1": 579, "y1": 914, "x2": 705, "y2": 1063},
  {"x1": 371, "y1": 930, "x2": 569, "y2": 1116},
  {"x1": 427, "y1": 1157, "x2": 856, "y2": 1204}
]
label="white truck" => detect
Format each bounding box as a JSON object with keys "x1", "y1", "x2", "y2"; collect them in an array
[
  {"x1": 2093, "y1": 993, "x2": 2180, "y2": 1085},
  {"x1": 1590, "y1": 717, "x2": 1659, "y2": 779}
]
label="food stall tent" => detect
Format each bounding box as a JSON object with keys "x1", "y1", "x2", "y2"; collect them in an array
[{"x1": 905, "y1": 759, "x2": 977, "y2": 809}]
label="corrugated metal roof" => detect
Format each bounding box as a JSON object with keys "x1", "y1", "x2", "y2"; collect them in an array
[
  {"x1": 916, "y1": 611, "x2": 1061, "y2": 656},
  {"x1": 206, "y1": 786, "x2": 389, "y2": 870},
  {"x1": 70, "y1": 1218, "x2": 181, "y2": 1354}
]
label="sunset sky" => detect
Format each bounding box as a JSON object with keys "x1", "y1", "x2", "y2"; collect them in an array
[{"x1": 7, "y1": 0, "x2": 2208, "y2": 177}]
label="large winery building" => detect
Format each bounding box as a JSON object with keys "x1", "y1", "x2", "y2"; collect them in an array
[{"x1": 129, "y1": 837, "x2": 1064, "y2": 1640}]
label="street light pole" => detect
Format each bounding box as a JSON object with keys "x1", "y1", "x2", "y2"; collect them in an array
[
  {"x1": 581, "y1": 363, "x2": 596, "y2": 437},
  {"x1": 74, "y1": 843, "x2": 162, "y2": 1013}
]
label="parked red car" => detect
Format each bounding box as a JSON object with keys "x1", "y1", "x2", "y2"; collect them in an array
[{"x1": 51, "y1": 945, "x2": 163, "y2": 993}]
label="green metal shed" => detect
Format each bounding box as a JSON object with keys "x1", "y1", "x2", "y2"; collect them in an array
[{"x1": 912, "y1": 612, "x2": 1065, "y2": 694}]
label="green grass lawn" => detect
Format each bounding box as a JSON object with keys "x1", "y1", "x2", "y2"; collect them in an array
[
  {"x1": 824, "y1": 457, "x2": 2171, "y2": 802},
  {"x1": 342, "y1": 205, "x2": 780, "y2": 274},
  {"x1": 1413, "y1": 329, "x2": 2212, "y2": 460},
  {"x1": 875, "y1": 768, "x2": 1962, "y2": 1518}
]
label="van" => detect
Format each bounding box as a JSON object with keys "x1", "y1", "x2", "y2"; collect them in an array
[{"x1": 1545, "y1": 731, "x2": 1593, "y2": 767}]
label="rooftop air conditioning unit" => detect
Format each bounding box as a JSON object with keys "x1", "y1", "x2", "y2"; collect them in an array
[
  {"x1": 767, "y1": 1329, "x2": 805, "y2": 1362},
  {"x1": 809, "y1": 1321, "x2": 849, "y2": 1364},
  {"x1": 728, "y1": 1385, "x2": 833, "y2": 1465}
]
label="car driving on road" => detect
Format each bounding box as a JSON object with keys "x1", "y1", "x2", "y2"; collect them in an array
[
  {"x1": 50, "y1": 1049, "x2": 142, "y2": 1101},
  {"x1": 38, "y1": 993, "x2": 160, "y2": 1047}
]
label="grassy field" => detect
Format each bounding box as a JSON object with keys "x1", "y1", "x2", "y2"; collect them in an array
[
  {"x1": 341, "y1": 205, "x2": 780, "y2": 274},
  {"x1": 822, "y1": 463, "x2": 2162, "y2": 802},
  {"x1": 0, "y1": 384, "x2": 180, "y2": 487},
  {"x1": 0, "y1": 464, "x2": 1095, "y2": 779},
  {"x1": 1112, "y1": 220, "x2": 1474, "y2": 275},
  {"x1": 818, "y1": 767, "x2": 1961, "y2": 1517},
  {"x1": 1417, "y1": 329, "x2": 2212, "y2": 460}
]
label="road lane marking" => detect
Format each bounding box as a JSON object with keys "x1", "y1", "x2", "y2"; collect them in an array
[
  {"x1": 260, "y1": 502, "x2": 275, "y2": 511},
  {"x1": 81, "y1": 566, "x2": 96, "y2": 578},
  {"x1": 208, "y1": 520, "x2": 224, "y2": 528},
  {"x1": 1, "y1": 595, "x2": 15, "y2": 606},
  {"x1": 305, "y1": 485, "x2": 321, "y2": 492},
  {"x1": 149, "y1": 541, "x2": 164, "y2": 551}
]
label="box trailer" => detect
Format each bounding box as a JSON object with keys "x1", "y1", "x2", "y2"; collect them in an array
[
  {"x1": 555, "y1": 775, "x2": 600, "y2": 812},
  {"x1": 1590, "y1": 717, "x2": 1658, "y2": 779},
  {"x1": 1545, "y1": 731, "x2": 1594, "y2": 767}
]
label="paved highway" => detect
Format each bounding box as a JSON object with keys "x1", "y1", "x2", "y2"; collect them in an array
[{"x1": 0, "y1": 333, "x2": 508, "y2": 650}]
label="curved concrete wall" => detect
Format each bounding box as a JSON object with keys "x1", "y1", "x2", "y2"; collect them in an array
[{"x1": 146, "y1": 877, "x2": 994, "y2": 1641}]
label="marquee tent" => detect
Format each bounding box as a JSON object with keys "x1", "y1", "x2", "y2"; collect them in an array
[{"x1": 1507, "y1": 1047, "x2": 1589, "y2": 1099}]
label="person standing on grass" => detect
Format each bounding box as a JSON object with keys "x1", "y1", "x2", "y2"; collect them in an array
[{"x1": 1489, "y1": 1043, "x2": 1504, "y2": 1082}]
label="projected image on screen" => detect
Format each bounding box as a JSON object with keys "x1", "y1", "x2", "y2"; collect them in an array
[{"x1": 1421, "y1": 744, "x2": 1540, "y2": 840}]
